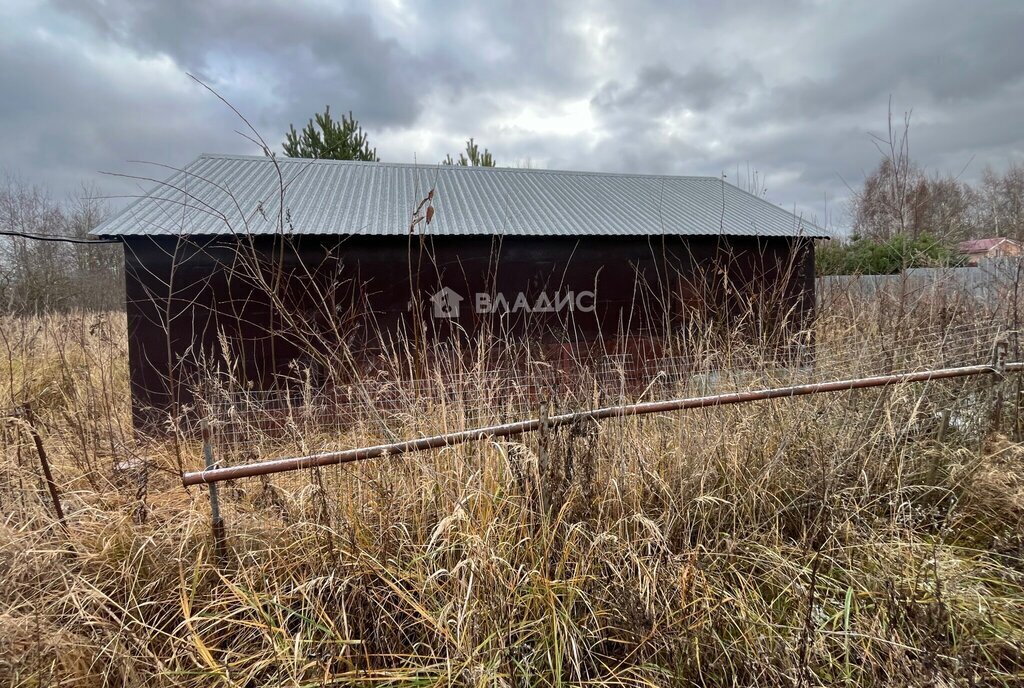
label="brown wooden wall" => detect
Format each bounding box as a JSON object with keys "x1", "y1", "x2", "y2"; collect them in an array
[{"x1": 122, "y1": 234, "x2": 815, "y2": 426}]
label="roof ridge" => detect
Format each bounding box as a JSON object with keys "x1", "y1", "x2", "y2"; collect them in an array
[{"x1": 196, "y1": 152, "x2": 724, "y2": 182}]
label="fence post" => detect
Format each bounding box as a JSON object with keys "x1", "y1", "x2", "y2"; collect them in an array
[
  {"x1": 201, "y1": 419, "x2": 227, "y2": 566},
  {"x1": 22, "y1": 404, "x2": 68, "y2": 535},
  {"x1": 991, "y1": 339, "x2": 1008, "y2": 432},
  {"x1": 537, "y1": 399, "x2": 550, "y2": 516},
  {"x1": 1011, "y1": 330, "x2": 1022, "y2": 441}
]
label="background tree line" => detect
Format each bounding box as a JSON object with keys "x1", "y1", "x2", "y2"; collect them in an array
[
  {"x1": 0, "y1": 175, "x2": 123, "y2": 314},
  {"x1": 847, "y1": 159, "x2": 1024, "y2": 245},
  {"x1": 820, "y1": 108, "x2": 1024, "y2": 275},
  {"x1": 819, "y1": 162, "x2": 1024, "y2": 275}
]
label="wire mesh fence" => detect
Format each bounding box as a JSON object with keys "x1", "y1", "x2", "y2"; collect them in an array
[
  {"x1": 186, "y1": 316, "x2": 1015, "y2": 492},
  {"x1": 1, "y1": 308, "x2": 1015, "y2": 532}
]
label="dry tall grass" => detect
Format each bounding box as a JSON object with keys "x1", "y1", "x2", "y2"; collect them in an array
[{"x1": 2, "y1": 301, "x2": 1023, "y2": 687}]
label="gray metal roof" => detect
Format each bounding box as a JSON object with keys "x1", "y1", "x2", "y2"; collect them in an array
[{"x1": 93, "y1": 153, "x2": 827, "y2": 239}]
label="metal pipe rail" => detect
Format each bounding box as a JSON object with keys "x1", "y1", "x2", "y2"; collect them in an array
[{"x1": 182, "y1": 361, "x2": 1022, "y2": 486}]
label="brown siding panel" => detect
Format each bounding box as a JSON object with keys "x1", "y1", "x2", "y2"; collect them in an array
[{"x1": 123, "y1": 235, "x2": 815, "y2": 427}]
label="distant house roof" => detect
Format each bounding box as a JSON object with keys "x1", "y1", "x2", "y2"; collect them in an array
[
  {"x1": 93, "y1": 153, "x2": 827, "y2": 239},
  {"x1": 958, "y1": 237, "x2": 1021, "y2": 254}
]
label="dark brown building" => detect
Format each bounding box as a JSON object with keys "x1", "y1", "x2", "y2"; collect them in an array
[{"x1": 93, "y1": 154, "x2": 826, "y2": 425}]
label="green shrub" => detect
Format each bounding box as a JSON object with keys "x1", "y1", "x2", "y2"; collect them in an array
[{"x1": 817, "y1": 233, "x2": 961, "y2": 276}]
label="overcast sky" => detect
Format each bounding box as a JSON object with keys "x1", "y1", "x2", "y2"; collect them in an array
[{"x1": 2, "y1": 0, "x2": 1023, "y2": 230}]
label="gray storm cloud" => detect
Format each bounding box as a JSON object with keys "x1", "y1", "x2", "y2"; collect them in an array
[{"x1": 1, "y1": 0, "x2": 1021, "y2": 228}]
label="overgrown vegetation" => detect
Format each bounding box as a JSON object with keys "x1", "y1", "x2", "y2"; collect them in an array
[
  {"x1": 2, "y1": 96, "x2": 1023, "y2": 686},
  {"x1": 2, "y1": 288, "x2": 1023, "y2": 686}
]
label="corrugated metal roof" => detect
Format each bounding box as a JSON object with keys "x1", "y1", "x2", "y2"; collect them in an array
[
  {"x1": 957, "y1": 237, "x2": 1019, "y2": 253},
  {"x1": 92, "y1": 153, "x2": 827, "y2": 239}
]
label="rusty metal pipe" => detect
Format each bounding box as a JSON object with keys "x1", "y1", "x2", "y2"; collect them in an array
[{"x1": 182, "y1": 361, "x2": 1023, "y2": 486}]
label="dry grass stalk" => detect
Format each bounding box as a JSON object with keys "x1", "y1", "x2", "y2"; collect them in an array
[{"x1": 1, "y1": 295, "x2": 1023, "y2": 686}]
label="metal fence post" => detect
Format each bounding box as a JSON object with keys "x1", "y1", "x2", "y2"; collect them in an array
[
  {"x1": 201, "y1": 419, "x2": 227, "y2": 566},
  {"x1": 19, "y1": 405, "x2": 68, "y2": 536},
  {"x1": 537, "y1": 399, "x2": 550, "y2": 516},
  {"x1": 22, "y1": 404, "x2": 68, "y2": 535},
  {"x1": 1012, "y1": 330, "x2": 1022, "y2": 441},
  {"x1": 991, "y1": 339, "x2": 1008, "y2": 432}
]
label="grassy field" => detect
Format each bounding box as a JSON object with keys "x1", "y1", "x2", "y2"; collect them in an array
[{"x1": 1, "y1": 304, "x2": 1023, "y2": 686}]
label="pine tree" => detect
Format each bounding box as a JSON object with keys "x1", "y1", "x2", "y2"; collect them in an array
[
  {"x1": 282, "y1": 107, "x2": 378, "y2": 161},
  {"x1": 443, "y1": 138, "x2": 496, "y2": 167}
]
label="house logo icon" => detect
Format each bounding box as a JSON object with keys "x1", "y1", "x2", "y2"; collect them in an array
[{"x1": 430, "y1": 287, "x2": 463, "y2": 319}]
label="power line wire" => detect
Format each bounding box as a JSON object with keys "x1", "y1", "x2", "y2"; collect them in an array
[{"x1": 0, "y1": 229, "x2": 120, "y2": 245}]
